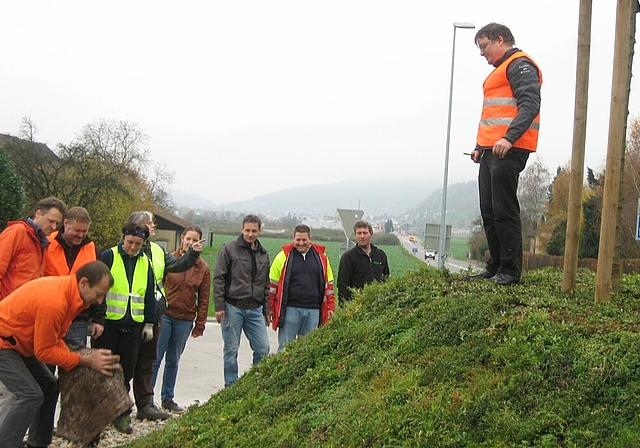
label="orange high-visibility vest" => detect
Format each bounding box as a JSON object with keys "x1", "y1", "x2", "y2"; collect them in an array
[
  {"x1": 476, "y1": 51, "x2": 542, "y2": 151},
  {"x1": 44, "y1": 232, "x2": 97, "y2": 276}
]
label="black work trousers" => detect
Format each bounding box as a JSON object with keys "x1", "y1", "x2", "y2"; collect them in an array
[
  {"x1": 133, "y1": 320, "x2": 160, "y2": 408},
  {"x1": 478, "y1": 149, "x2": 530, "y2": 278},
  {"x1": 92, "y1": 324, "x2": 142, "y2": 399}
]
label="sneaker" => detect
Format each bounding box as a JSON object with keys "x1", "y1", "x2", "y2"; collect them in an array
[
  {"x1": 112, "y1": 415, "x2": 133, "y2": 434},
  {"x1": 162, "y1": 399, "x2": 185, "y2": 413},
  {"x1": 136, "y1": 403, "x2": 170, "y2": 421}
]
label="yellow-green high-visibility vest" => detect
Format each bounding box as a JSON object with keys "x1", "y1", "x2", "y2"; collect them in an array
[
  {"x1": 149, "y1": 242, "x2": 166, "y2": 298},
  {"x1": 105, "y1": 248, "x2": 149, "y2": 322}
]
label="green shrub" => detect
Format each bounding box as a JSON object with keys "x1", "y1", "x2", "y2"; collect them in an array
[
  {"x1": 0, "y1": 147, "x2": 24, "y2": 229},
  {"x1": 371, "y1": 232, "x2": 399, "y2": 245},
  {"x1": 127, "y1": 267, "x2": 640, "y2": 447}
]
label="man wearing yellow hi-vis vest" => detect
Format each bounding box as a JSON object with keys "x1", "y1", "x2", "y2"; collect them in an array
[{"x1": 92, "y1": 223, "x2": 155, "y2": 434}]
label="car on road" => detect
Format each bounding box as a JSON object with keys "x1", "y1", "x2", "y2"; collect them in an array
[{"x1": 424, "y1": 249, "x2": 437, "y2": 260}]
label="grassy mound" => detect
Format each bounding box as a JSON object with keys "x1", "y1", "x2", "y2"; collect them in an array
[{"x1": 126, "y1": 267, "x2": 640, "y2": 447}]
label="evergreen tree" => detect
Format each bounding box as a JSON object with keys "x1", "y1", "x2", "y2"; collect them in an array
[
  {"x1": 578, "y1": 194, "x2": 600, "y2": 258},
  {"x1": 586, "y1": 167, "x2": 599, "y2": 188},
  {"x1": 384, "y1": 218, "x2": 393, "y2": 233},
  {"x1": 0, "y1": 147, "x2": 25, "y2": 229}
]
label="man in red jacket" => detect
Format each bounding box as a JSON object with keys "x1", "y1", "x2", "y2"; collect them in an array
[
  {"x1": 269, "y1": 224, "x2": 335, "y2": 352},
  {"x1": 0, "y1": 261, "x2": 120, "y2": 448},
  {"x1": 0, "y1": 196, "x2": 67, "y2": 300}
]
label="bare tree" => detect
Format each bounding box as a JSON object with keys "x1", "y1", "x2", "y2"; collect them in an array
[
  {"x1": 145, "y1": 161, "x2": 175, "y2": 210},
  {"x1": 518, "y1": 156, "x2": 552, "y2": 253},
  {"x1": 621, "y1": 117, "x2": 640, "y2": 258},
  {"x1": 18, "y1": 114, "x2": 39, "y2": 142},
  {"x1": 538, "y1": 165, "x2": 571, "y2": 253},
  {"x1": 76, "y1": 119, "x2": 150, "y2": 170},
  {"x1": 5, "y1": 118, "x2": 175, "y2": 246}
]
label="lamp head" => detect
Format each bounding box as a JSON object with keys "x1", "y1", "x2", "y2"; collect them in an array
[{"x1": 453, "y1": 22, "x2": 475, "y2": 29}]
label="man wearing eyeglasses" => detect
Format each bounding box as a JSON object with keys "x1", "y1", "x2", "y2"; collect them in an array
[{"x1": 466, "y1": 22, "x2": 542, "y2": 286}]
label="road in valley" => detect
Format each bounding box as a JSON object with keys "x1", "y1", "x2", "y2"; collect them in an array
[{"x1": 396, "y1": 233, "x2": 480, "y2": 274}]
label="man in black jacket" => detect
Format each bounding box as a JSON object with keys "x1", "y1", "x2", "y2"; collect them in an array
[
  {"x1": 213, "y1": 214, "x2": 271, "y2": 388},
  {"x1": 337, "y1": 220, "x2": 389, "y2": 304}
]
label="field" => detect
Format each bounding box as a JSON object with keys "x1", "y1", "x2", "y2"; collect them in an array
[
  {"x1": 449, "y1": 236, "x2": 471, "y2": 260},
  {"x1": 200, "y1": 234, "x2": 425, "y2": 314},
  {"x1": 202, "y1": 234, "x2": 424, "y2": 277}
]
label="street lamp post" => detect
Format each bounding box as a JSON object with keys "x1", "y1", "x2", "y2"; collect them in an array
[{"x1": 437, "y1": 21, "x2": 475, "y2": 269}]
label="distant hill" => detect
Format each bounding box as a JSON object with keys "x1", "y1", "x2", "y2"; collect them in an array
[
  {"x1": 171, "y1": 179, "x2": 479, "y2": 223},
  {"x1": 170, "y1": 189, "x2": 218, "y2": 210},
  {"x1": 216, "y1": 179, "x2": 443, "y2": 217},
  {"x1": 421, "y1": 180, "x2": 480, "y2": 229}
]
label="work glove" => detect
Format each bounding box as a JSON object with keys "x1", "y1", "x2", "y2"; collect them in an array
[{"x1": 141, "y1": 323, "x2": 154, "y2": 342}]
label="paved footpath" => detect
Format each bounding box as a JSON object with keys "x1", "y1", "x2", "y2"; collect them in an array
[{"x1": 151, "y1": 320, "x2": 279, "y2": 408}]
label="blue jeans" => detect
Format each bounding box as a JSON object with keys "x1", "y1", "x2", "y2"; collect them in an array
[
  {"x1": 221, "y1": 303, "x2": 270, "y2": 388},
  {"x1": 152, "y1": 314, "x2": 193, "y2": 402},
  {"x1": 64, "y1": 319, "x2": 90, "y2": 348},
  {"x1": 277, "y1": 306, "x2": 319, "y2": 352},
  {"x1": 0, "y1": 350, "x2": 59, "y2": 448}
]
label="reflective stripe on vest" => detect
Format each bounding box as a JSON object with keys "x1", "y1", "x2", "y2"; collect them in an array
[
  {"x1": 149, "y1": 242, "x2": 166, "y2": 297},
  {"x1": 476, "y1": 50, "x2": 542, "y2": 151},
  {"x1": 106, "y1": 248, "x2": 149, "y2": 322}
]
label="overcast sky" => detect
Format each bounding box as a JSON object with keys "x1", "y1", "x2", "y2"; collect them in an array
[{"x1": 1, "y1": 1, "x2": 638, "y2": 205}]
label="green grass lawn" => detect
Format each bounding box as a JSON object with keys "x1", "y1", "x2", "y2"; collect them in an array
[
  {"x1": 127, "y1": 267, "x2": 640, "y2": 447},
  {"x1": 449, "y1": 236, "x2": 471, "y2": 260}
]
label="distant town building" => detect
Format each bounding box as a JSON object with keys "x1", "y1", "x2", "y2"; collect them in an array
[{"x1": 302, "y1": 217, "x2": 342, "y2": 230}]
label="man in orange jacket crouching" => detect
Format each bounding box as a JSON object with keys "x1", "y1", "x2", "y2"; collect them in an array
[{"x1": 0, "y1": 261, "x2": 120, "y2": 448}]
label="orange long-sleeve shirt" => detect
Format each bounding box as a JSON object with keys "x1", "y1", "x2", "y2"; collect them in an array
[{"x1": 0, "y1": 275, "x2": 86, "y2": 370}]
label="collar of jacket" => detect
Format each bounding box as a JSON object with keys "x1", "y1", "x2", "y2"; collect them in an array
[
  {"x1": 493, "y1": 47, "x2": 520, "y2": 68},
  {"x1": 117, "y1": 241, "x2": 145, "y2": 258},
  {"x1": 236, "y1": 234, "x2": 266, "y2": 253},
  {"x1": 26, "y1": 217, "x2": 50, "y2": 249},
  {"x1": 354, "y1": 243, "x2": 376, "y2": 256},
  {"x1": 280, "y1": 242, "x2": 326, "y2": 256}
]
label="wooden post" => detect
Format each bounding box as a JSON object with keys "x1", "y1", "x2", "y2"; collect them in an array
[
  {"x1": 563, "y1": 0, "x2": 593, "y2": 293},
  {"x1": 595, "y1": 0, "x2": 638, "y2": 302}
]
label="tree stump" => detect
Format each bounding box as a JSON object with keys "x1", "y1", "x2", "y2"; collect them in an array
[{"x1": 56, "y1": 347, "x2": 133, "y2": 447}]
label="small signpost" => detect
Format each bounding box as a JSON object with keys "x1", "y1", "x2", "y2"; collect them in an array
[{"x1": 337, "y1": 208, "x2": 364, "y2": 257}]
